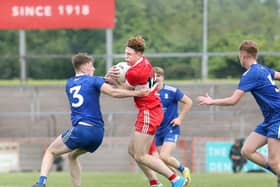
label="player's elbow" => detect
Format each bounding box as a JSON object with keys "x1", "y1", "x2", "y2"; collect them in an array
[
  {"x1": 188, "y1": 98, "x2": 193, "y2": 107},
  {"x1": 227, "y1": 99, "x2": 237, "y2": 105},
  {"x1": 226, "y1": 90, "x2": 243, "y2": 105}
]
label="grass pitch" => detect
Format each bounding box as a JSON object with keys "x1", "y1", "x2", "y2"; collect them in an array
[{"x1": 0, "y1": 172, "x2": 276, "y2": 187}]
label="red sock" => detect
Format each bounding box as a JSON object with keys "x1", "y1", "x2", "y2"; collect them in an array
[
  {"x1": 150, "y1": 179, "x2": 159, "y2": 185},
  {"x1": 168, "y1": 173, "x2": 177, "y2": 181}
]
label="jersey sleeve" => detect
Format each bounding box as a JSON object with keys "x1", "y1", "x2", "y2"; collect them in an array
[
  {"x1": 175, "y1": 88, "x2": 184, "y2": 101},
  {"x1": 93, "y1": 76, "x2": 105, "y2": 90},
  {"x1": 238, "y1": 69, "x2": 257, "y2": 92},
  {"x1": 125, "y1": 69, "x2": 140, "y2": 87},
  {"x1": 267, "y1": 67, "x2": 275, "y2": 79}
]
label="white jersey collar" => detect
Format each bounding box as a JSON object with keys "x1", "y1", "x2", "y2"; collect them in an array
[
  {"x1": 132, "y1": 57, "x2": 143, "y2": 67},
  {"x1": 75, "y1": 73, "x2": 85, "y2": 77}
]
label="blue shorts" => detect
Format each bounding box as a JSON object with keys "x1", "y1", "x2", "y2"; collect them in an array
[
  {"x1": 254, "y1": 121, "x2": 280, "y2": 139},
  {"x1": 61, "y1": 124, "x2": 104, "y2": 153},
  {"x1": 155, "y1": 126, "x2": 180, "y2": 147}
]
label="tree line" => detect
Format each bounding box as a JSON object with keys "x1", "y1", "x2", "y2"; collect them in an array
[{"x1": 0, "y1": 0, "x2": 280, "y2": 80}]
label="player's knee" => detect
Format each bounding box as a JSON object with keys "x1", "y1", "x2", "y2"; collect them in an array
[
  {"x1": 240, "y1": 146, "x2": 250, "y2": 158},
  {"x1": 134, "y1": 154, "x2": 146, "y2": 163},
  {"x1": 45, "y1": 148, "x2": 57, "y2": 157},
  {"x1": 68, "y1": 152, "x2": 77, "y2": 160},
  {"x1": 268, "y1": 157, "x2": 280, "y2": 170},
  {"x1": 159, "y1": 153, "x2": 169, "y2": 163},
  {"x1": 128, "y1": 148, "x2": 135, "y2": 158},
  {"x1": 68, "y1": 153, "x2": 73, "y2": 160}
]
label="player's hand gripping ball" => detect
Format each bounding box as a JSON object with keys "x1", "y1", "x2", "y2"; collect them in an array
[{"x1": 114, "y1": 62, "x2": 130, "y2": 83}]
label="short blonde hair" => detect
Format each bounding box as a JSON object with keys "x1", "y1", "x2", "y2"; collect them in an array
[{"x1": 153, "y1": 66, "x2": 164, "y2": 76}]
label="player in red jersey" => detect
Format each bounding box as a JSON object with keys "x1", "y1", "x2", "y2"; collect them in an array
[{"x1": 107, "y1": 35, "x2": 186, "y2": 187}]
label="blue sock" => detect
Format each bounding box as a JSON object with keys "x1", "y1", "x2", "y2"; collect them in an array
[
  {"x1": 37, "y1": 176, "x2": 47, "y2": 185},
  {"x1": 178, "y1": 163, "x2": 185, "y2": 173},
  {"x1": 265, "y1": 163, "x2": 276, "y2": 175}
]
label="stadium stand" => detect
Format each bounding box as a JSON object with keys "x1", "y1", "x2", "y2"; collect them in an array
[{"x1": 0, "y1": 83, "x2": 263, "y2": 172}]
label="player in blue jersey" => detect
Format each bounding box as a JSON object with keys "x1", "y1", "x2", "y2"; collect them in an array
[
  {"x1": 197, "y1": 40, "x2": 280, "y2": 175},
  {"x1": 153, "y1": 67, "x2": 193, "y2": 186},
  {"x1": 31, "y1": 53, "x2": 148, "y2": 187}
]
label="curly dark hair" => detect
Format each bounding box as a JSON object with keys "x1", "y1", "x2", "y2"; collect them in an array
[{"x1": 127, "y1": 35, "x2": 145, "y2": 53}]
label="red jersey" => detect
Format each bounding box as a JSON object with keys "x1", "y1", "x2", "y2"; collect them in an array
[{"x1": 125, "y1": 56, "x2": 161, "y2": 109}]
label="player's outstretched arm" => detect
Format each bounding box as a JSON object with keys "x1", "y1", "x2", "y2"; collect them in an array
[
  {"x1": 197, "y1": 89, "x2": 244, "y2": 106},
  {"x1": 101, "y1": 83, "x2": 149, "y2": 98}
]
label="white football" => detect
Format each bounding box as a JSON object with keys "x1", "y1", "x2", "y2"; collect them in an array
[{"x1": 114, "y1": 62, "x2": 130, "y2": 83}]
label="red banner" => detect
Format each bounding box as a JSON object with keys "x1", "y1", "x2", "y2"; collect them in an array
[{"x1": 0, "y1": 0, "x2": 115, "y2": 30}]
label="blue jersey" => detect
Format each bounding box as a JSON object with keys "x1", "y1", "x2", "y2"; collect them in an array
[
  {"x1": 156, "y1": 84, "x2": 184, "y2": 136},
  {"x1": 238, "y1": 64, "x2": 280, "y2": 123},
  {"x1": 65, "y1": 75, "x2": 105, "y2": 128}
]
